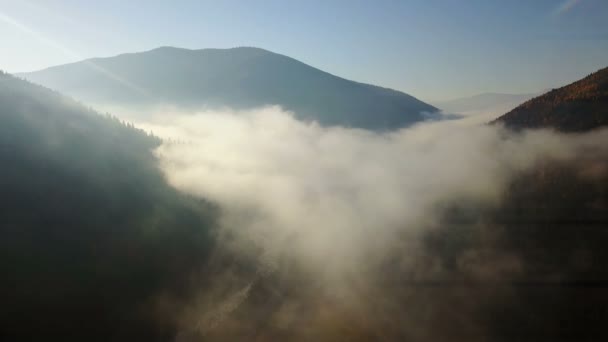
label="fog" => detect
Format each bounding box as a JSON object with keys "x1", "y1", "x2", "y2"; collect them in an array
[{"x1": 121, "y1": 106, "x2": 608, "y2": 340}]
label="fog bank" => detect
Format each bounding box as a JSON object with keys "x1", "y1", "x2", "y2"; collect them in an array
[{"x1": 129, "y1": 106, "x2": 608, "y2": 340}]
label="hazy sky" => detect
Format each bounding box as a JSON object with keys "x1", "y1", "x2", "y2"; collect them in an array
[{"x1": 1, "y1": 0, "x2": 607, "y2": 101}]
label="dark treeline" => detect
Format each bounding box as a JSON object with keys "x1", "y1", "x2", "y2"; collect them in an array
[
  {"x1": 0, "y1": 73, "x2": 217, "y2": 341},
  {"x1": 426, "y1": 155, "x2": 608, "y2": 341}
]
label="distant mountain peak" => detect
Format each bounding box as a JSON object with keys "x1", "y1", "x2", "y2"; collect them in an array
[
  {"x1": 18, "y1": 47, "x2": 437, "y2": 130},
  {"x1": 145, "y1": 45, "x2": 272, "y2": 54},
  {"x1": 432, "y1": 91, "x2": 540, "y2": 116}
]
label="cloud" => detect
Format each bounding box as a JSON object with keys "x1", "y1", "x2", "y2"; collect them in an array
[
  {"x1": 128, "y1": 106, "x2": 608, "y2": 340},
  {"x1": 146, "y1": 106, "x2": 600, "y2": 270}
]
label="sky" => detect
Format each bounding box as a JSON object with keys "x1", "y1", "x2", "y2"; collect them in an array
[{"x1": 0, "y1": 0, "x2": 607, "y2": 101}]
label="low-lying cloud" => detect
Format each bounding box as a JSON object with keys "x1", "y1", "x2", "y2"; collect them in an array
[{"x1": 129, "y1": 106, "x2": 608, "y2": 340}]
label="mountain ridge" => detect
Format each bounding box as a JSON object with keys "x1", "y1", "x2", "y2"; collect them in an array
[
  {"x1": 18, "y1": 46, "x2": 438, "y2": 130},
  {"x1": 494, "y1": 66, "x2": 608, "y2": 132}
]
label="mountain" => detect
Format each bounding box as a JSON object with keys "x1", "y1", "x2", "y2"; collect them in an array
[
  {"x1": 0, "y1": 71, "x2": 216, "y2": 341},
  {"x1": 494, "y1": 67, "x2": 608, "y2": 132},
  {"x1": 2, "y1": 65, "x2": 608, "y2": 341},
  {"x1": 17, "y1": 47, "x2": 437, "y2": 130},
  {"x1": 434, "y1": 92, "x2": 539, "y2": 116}
]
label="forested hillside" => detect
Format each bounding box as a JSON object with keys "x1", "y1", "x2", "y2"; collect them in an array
[
  {"x1": 494, "y1": 67, "x2": 608, "y2": 131},
  {"x1": 0, "y1": 71, "x2": 217, "y2": 341}
]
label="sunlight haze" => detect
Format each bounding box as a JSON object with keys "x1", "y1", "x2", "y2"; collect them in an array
[{"x1": 1, "y1": 0, "x2": 607, "y2": 100}]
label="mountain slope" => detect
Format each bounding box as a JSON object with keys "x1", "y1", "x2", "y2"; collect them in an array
[
  {"x1": 0, "y1": 71, "x2": 216, "y2": 341},
  {"x1": 18, "y1": 47, "x2": 437, "y2": 130},
  {"x1": 494, "y1": 67, "x2": 608, "y2": 132}
]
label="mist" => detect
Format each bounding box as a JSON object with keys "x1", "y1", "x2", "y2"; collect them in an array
[
  {"x1": 149, "y1": 108, "x2": 555, "y2": 270},
  {"x1": 112, "y1": 106, "x2": 608, "y2": 340}
]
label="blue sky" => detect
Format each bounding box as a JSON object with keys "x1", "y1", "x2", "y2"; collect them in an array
[{"x1": 0, "y1": 0, "x2": 607, "y2": 101}]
